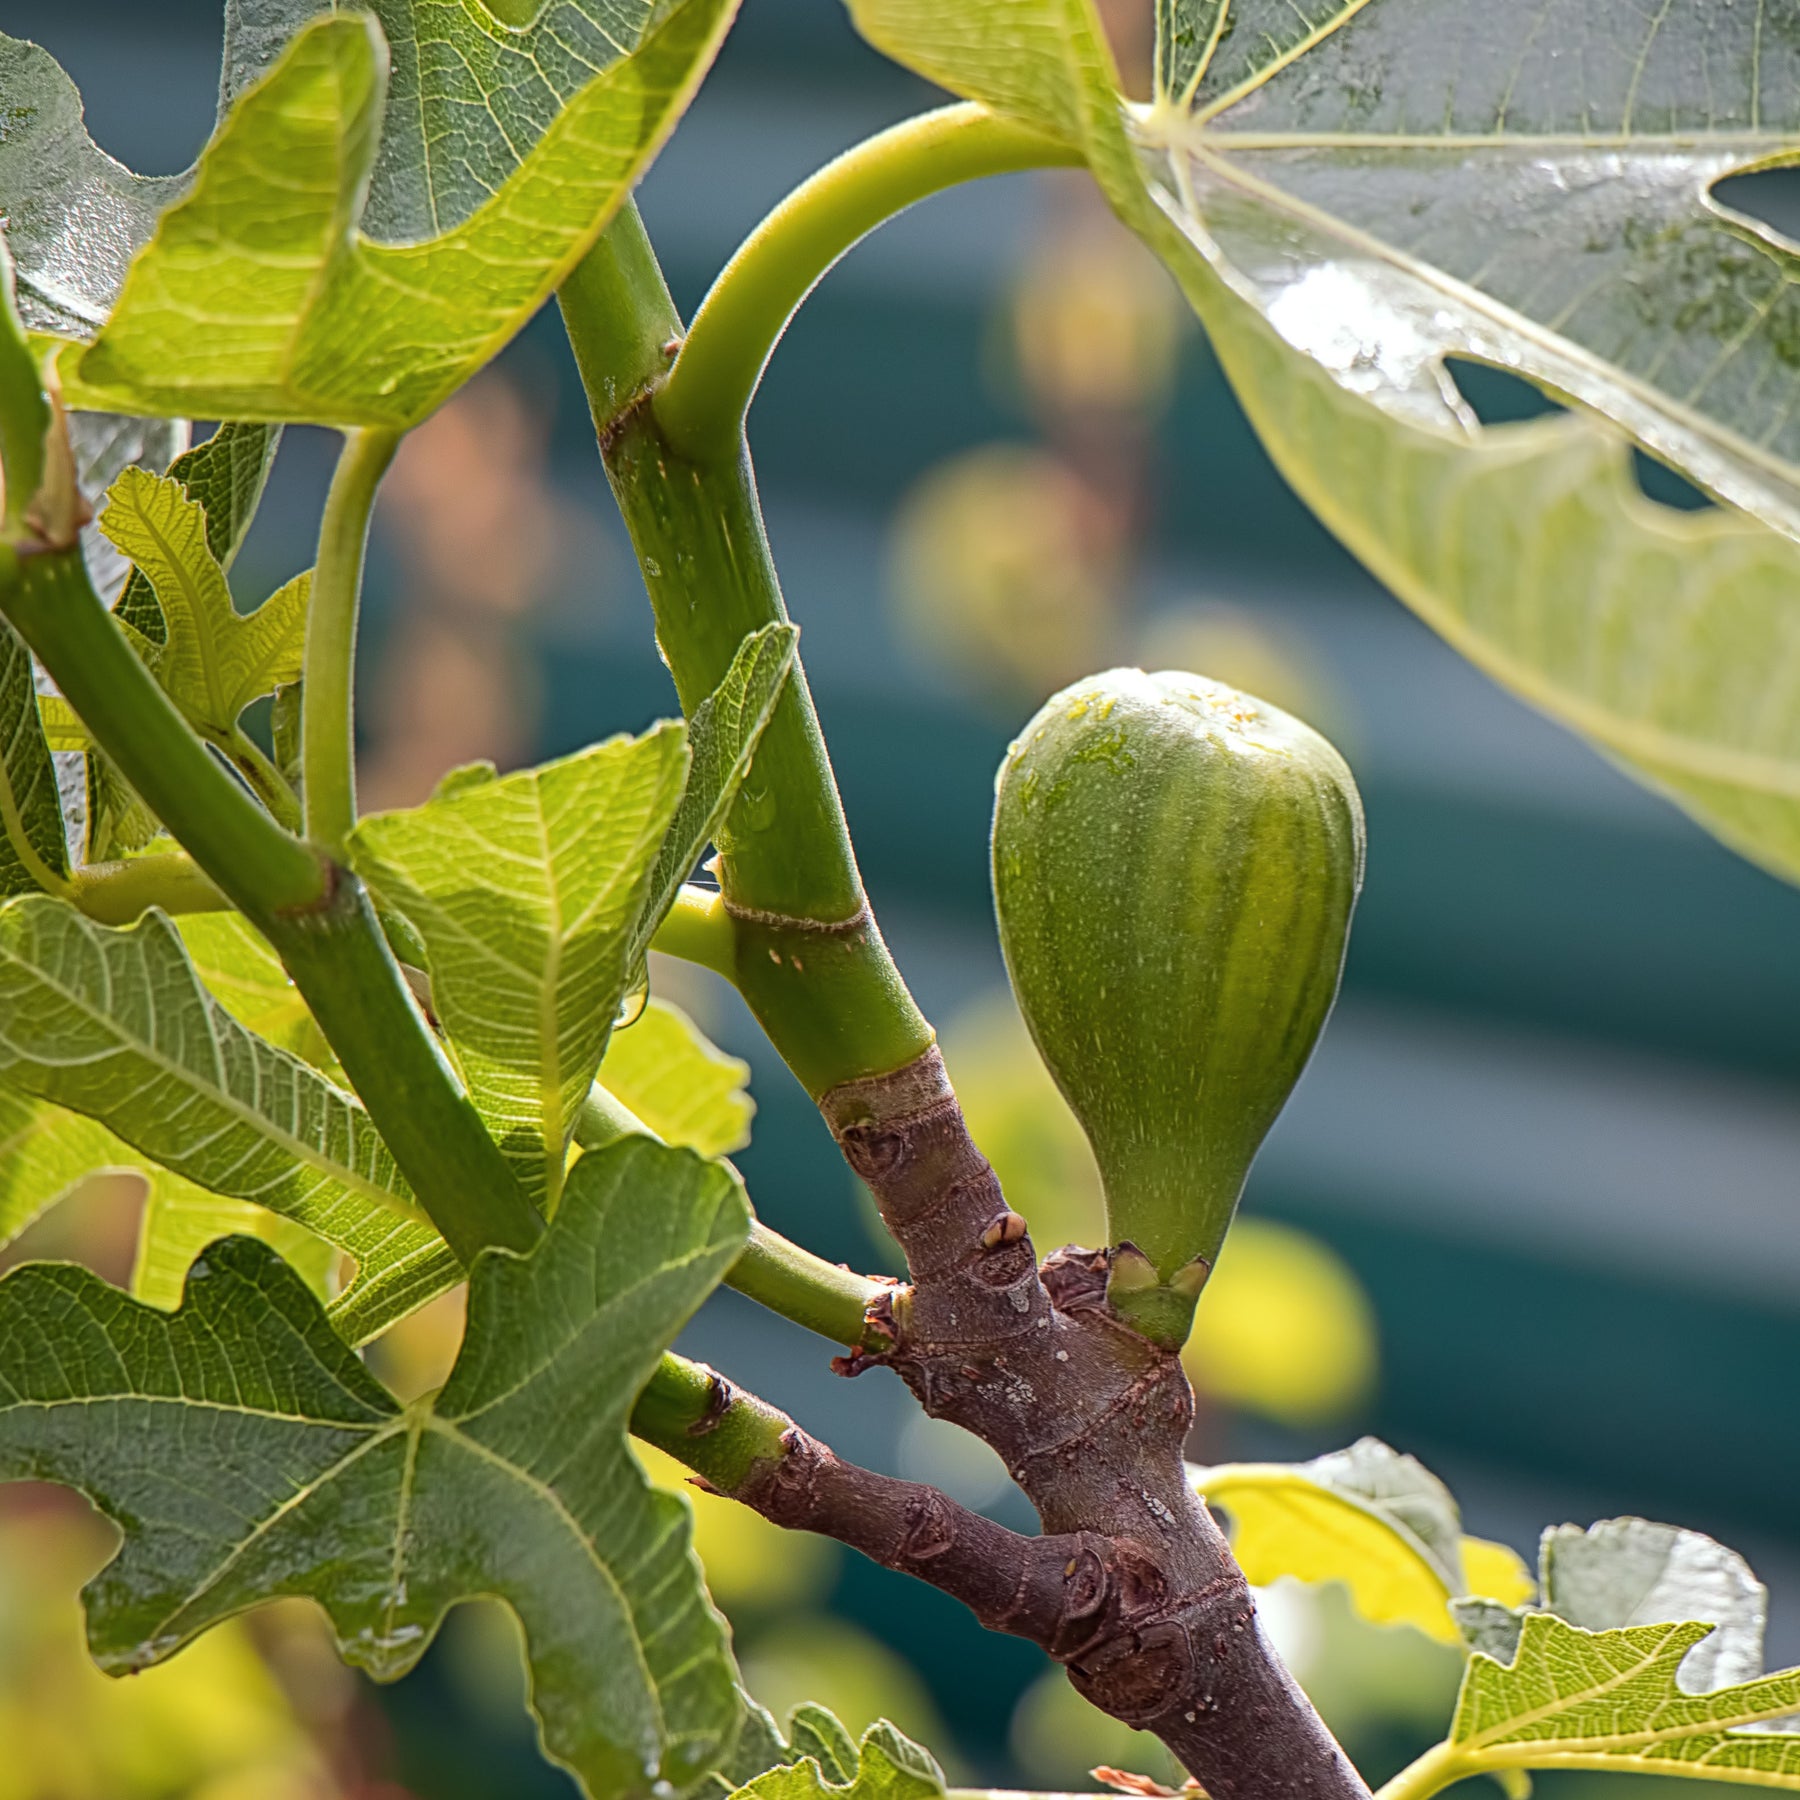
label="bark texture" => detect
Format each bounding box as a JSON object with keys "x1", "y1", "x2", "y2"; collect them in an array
[{"x1": 719, "y1": 1047, "x2": 1369, "y2": 1799}]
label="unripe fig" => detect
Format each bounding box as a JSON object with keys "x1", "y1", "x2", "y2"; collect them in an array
[{"x1": 992, "y1": 668, "x2": 1364, "y2": 1346}]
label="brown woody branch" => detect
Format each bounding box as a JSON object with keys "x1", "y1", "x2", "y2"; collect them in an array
[{"x1": 742, "y1": 1047, "x2": 1368, "y2": 1798}]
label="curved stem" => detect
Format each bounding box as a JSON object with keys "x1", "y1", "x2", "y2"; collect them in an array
[
  {"x1": 304, "y1": 426, "x2": 400, "y2": 855},
  {"x1": 1372, "y1": 1744, "x2": 1462, "y2": 1800},
  {"x1": 655, "y1": 103, "x2": 1079, "y2": 463},
  {"x1": 224, "y1": 723, "x2": 303, "y2": 832},
  {"x1": 70, "y1": 852, "x2": 229, "y2": 923},
  {"x1": 3, "y1": 548, "x2": 324, "y2": 916},
  {"x1": 648, "y1": 882, "x2": 737, "y2": 978}
]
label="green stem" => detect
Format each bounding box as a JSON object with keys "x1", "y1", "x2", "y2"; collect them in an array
[
  {"x1": 576, "y1": 1076, "x2": 883, "y2": 1347},
  {"x1": 656, "y1": 103, "x2": 1079, "y2": 464},
  {"x1": 260, "y1": 869, "x2": 541, "y2": 1265},
  {"x1": 2, "y1": 548, "x2": 324, "y2": 916},
  {"x1": 1371, "y1": 1744, "x2": 1462, "y2": 1800},
  {"x1": 647, "y1": 883, "x2": 737, "y2": 978},
  {"x1": 562, "y1": 208, "x2": 933, "y2": 1096},
  {"x1": 70, "y1": 853, "x2": 229, "y2": 924},
  {"x1": 732, "y1": 1225, "x2": 883, "y2": 1349},
  {"x1": 304, "y1": 427, "x2": 400, "y2": 854},
  {"x1": 1, "y1": 545, "x2": 539, "y2": 1268},
  {"x1": 224, "y1": 724, "x2": 303, "y2": 832},
  {"x1": 631, "y1": 1351, "x2": 791, "y2": 1492}
]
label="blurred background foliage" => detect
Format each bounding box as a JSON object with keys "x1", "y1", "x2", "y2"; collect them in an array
[{"x1": 10, "y1": 0, "x2": 1800, "y2": 1794}]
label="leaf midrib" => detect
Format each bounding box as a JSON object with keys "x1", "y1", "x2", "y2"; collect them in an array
[{"x1": 0, "y1": 925, "x2": 420, "y2": 1222}]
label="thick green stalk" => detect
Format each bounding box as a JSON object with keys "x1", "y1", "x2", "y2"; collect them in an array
[
  {"x1": 224, "y1": 724, "x2": 303, "y2": 832},
  {"x1": 262, "y1": 869, "x2": 540, "y2": 1264},
  {"x1": 656, "y1": 103, "x2": 1079, "y2": 463},
  {"x1": 562, "y1": 209, "x2": 932, "y2": 1096},
  {"x1": 2, "y1": 545, "x2": 539, "y2": 1267},
  {"x1": 1371, "y1": 1745, "x2": 1460, "y2": 1800},
  {"x1": 304, "y1": 427, "x2": 400, "y2": 854}
]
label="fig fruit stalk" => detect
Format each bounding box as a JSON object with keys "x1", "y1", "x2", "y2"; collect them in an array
[{"x1": 992, "y1": 668, "x2": 1364, "y2": 1346}]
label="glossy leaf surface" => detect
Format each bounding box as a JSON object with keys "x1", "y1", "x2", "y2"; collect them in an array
[{"x1": 0, "y1": 1136, "x2": 750, "y2": 1798}]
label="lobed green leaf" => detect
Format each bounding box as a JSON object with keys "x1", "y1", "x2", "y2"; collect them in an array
[
  {"x1": 48, "y1": 0, "x2": 738, "y2": 428},
  {"x1": 0, "y1": 1136, "x2": 749, "y2": 1798}
]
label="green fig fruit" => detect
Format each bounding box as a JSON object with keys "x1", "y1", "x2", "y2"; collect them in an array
[{"x1": 991, "y1": 668, "x2": 1364, "y2": 1346}]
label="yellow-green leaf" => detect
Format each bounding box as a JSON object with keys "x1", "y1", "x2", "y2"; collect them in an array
[
  {"x1": 96, "y1": 467, "x2": 309, "y2": 734},
  {"x1": 52, "y1": 0, "x2": 736, "y2": 428},
  {"x1": 1195, "y1": 1438, "x2": 1533, "y2": 1645},
  {"x1": 600, "y1": 999, "x2": 753, "y2": 1159}
]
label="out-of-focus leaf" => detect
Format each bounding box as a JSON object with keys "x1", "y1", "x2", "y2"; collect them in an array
[
  {"x1": 633, "y1": 623, "x2": 796, "y2": 963},
  {"x1": 730, "y1": 1717, "x2": 945, "y2": 1800},
  {"x1": 175, "y1": 910, "x2": 331, "y2": 1065},
  {"x1": 115, "y1": 421, "x2": 282, "y2": 642},
  {"x1": 0, "y1": 1084, "x2": 134, "y2": 1246},
  {"x1": 98, "y1": 467, "x2": 309, "y2": 733},
  {"x1": 600, "y1": 999, "x2": 754, "y2": 1158},
  {"x1": 50, "y1": 0, "x2": 737, "y2": 427},
  {"x1": 1192, "y1": 1437, "x2": 1534, "y2": 1645},
  {"x1": 0, "y1": 1135, "x2": 750, "y2": 1800},
  {"x1": 133, "y1": 1173, "x2": 335, "y2": 1310},
  {"x1": 349, "y1": 725, "x2": 689, "y2": 1208}
]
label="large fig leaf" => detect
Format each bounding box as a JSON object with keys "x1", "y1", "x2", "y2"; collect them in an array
[
  {"x1": 839, "y1": 0, "x2": 1800, "y2": 886},
  {"x1": 1437, "y1": 1614, "x2": 1800, "y2": 1788},
  {"x1": 0, "y1": 1135, "x2": 750, "y2": 1800},
  {"x1": 42, "y1": 0, "x2": 736, "y2": 427},
  {"x1": 348, "y1": 726, "x2": 690, "y2": 1210},
  {"x1": 0, "y1": 1084, "x2": 132, "y2": 1244},
  {"x1": 731, "y1": 1717, "x2": 946, "y2": 1800}
]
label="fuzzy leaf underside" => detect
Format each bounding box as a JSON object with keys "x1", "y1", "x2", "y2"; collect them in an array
[
  {"x1": 38, "y1": 0, "x2": 737, "y2": 427},
  {"x1": 0, "y1": 1135, "x2": 750, "y2": 1799},
  {"x1": 0, "y1": 896, "x2": 431, "y2": 1270},
  {"x1": 115, "y1": 422, "x2": 282, "y2": 643},
  {"x1": 348, "y1": 724, "x2": 690, "y2": 1210},
  {"x1": 1194, "y1": 1438, "x2": 1532, "y2": 1644}
]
